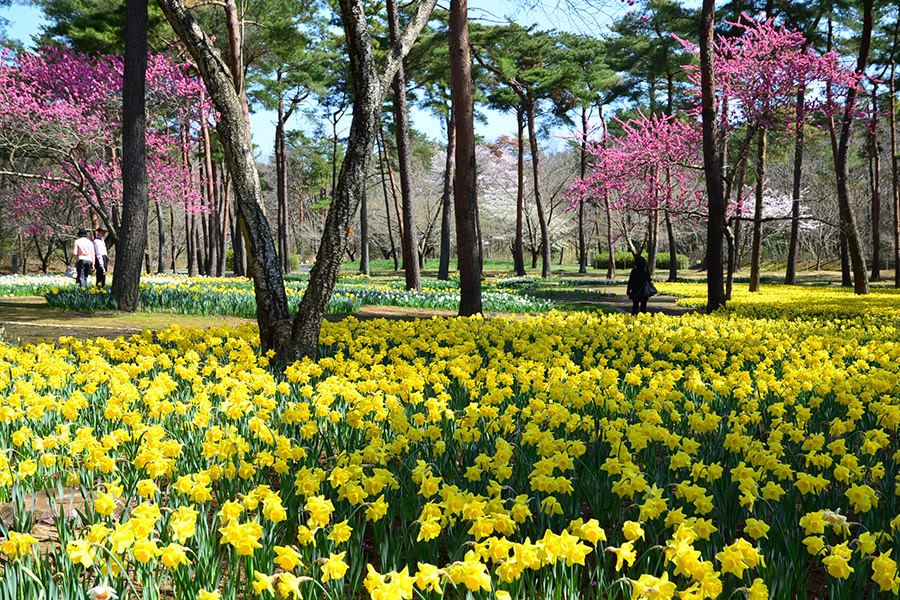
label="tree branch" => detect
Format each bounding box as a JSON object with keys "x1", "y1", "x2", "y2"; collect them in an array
[{"x1": 379, "y1": 0, "x2": 439, "y2": 92}]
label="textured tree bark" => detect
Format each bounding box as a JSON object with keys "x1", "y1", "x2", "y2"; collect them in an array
[
  {"x1": 169, "y1": 204, "x2": 176, "y2": 272},
  {"x1": 749, "y1": 128, "x2": 766, "y2": 292},
  {"x1": 218, "y1": 168, "x2": 230, "y2": 275},
  {"x1": 833, "y1": 0, "x2": 872, "y2": 295},
  {"x1": 699, "y1": 0, "x2": 727, "y2": 311},
  {"x1": 526, "y1": 101, "x2": 551, "y2": 278},
  {"x1": 291, "y1": 0, "x2": 437, "y2": 356},
  {"x1": 160, "y1": 0, "x2": 434, "y2": 360},
  {"x1": 437, "y1": 111, "x2": 455, "y2": 280},
  {"x1": 578, "y1": 106, "x2": 588, "y2": 274},
  {"x1": 158, "y1": 0, "x2": 292, "y2": 354},
  {"x1": 513, "y1": 108, "x2": 526, "y2": 276},
  {"x1": 449, "y1": 0, "x2": 482, "y2": 314},
  {"x1": 387, "y1": 0, "x2": 421, "y2": 291},
  {"x1": 785, "y1": 87, "x2": 805, "y2": 285},
  {"x1": 871, "y1": 84, "x2": 882, "y2": 281},
  {"x1": 112, "y1": 0, "x2": 149, "y2": 312},
  {"x1": 840, "y1": 231, "x2": 852, "y2": 286},
  {"x1": 891, "y1": 52, "x2": 900, "y2": 288}
]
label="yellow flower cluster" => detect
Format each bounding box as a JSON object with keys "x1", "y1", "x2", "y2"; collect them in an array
[{"x1": 0, "y1": 306, "x2": 899, "y2": 599}]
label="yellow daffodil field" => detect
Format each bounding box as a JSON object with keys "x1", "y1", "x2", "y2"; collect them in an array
[{"x1": 2, "y1": 287, "x2": 900, "y2": 599}]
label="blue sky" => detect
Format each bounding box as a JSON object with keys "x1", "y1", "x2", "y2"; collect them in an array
[{"x1": 0, "y1": 0, "x2": 630, "y2": 159}]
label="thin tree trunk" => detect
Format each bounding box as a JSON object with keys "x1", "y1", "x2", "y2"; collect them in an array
[
  {"x1": 892, "y1": 42, "x2": 900, "y2": 288},
  {"x1": 377, "y1": 134, "x2": 399, "y2": 271},
  {"x1": 387, "y1": 0, "x2": 421, "y2": 291},
  {"x1": 169, "y1": 204, "x2": 176, "y2": 272},
  {"x1": 647, "y1": 206, "x2": 659, "y2": 277},
  {"x1": 700, "y1": 0, "x2": 726, "y2": 311},
  {"x1": 578, "y1": 106, "x2": 588, "y2": 273},
  {"x1": 749, "y1": 127, "x2": 766, "y2": 292},
  {"x1": 840, "y1": 231, "x2": 852, "y2": 286},
  {"x1": 437, "y1": 110, "x2": 455, "y2": 280},
  {"x1": 785, "y1": 86, "x2": 805, "y2": 285},
  {"x1": 449, "y1": 0, "x2": 481, "y2": 314},
  {"x1": 728, "y1": 152, "x2": 749, "y2": 296},
  {"x1": 218, "y1": 168, "x2": 230, "y2": 275},
  {"x1": 359, "y1": 185, "x2": 369, "y2": 275},
  {"x1": 155, "y1": 199, "x2": 165, "y2": 273},
  {"x1": 380, "y1": 131, "x2": 405, "y2": 249},
  {"x1": 665, "y1": 211, "x2": 677, "y2": 282},
  {"x1": 526, "y1": 100, "x2": 551, "y2": 278},
  {"x1": 112, "y1": 0, "x2": 148, "y2": 311},
  {"x1": 513, "y1": 107, "x2": 526, "y2": 276},
  {"x1": 871, "y1": 83, "x2": 882, "y2": 281}
]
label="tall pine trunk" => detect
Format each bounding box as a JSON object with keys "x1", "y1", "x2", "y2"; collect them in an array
[
  {"x1": 700, "y1": 0, "x2": 726, "y2": 311},
  {"x1": 449, "y1": 0, "x2": 482, "y2": 314},
  {"x1": 513, "y1": 108, "x2": 526, "y2": 276},
  {"x1": 112, "y1": 0, "x2": 148, "y2": 311},
  {"x1": 387, "y1": 0, "x2": 421, "y2": 291},
  {"x1": 526, "y1": 101, "x2": 551, "y2": 278},
  {"x1": 578, "y1": 106, "x2": 588, "y2": 273},
  {"x1": 871, "y1": 84, "x2": 882, "y2": 281},
  {"x1": 892, "y1": 48, "x2": 900, "y2": 288},
  {"x1": 437, "y1": 111, "x2": 455, "y2": 280}
]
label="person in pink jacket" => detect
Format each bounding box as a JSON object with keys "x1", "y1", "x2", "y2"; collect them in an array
[{"x1": 73, "y1": 228, "x2": 95, "y2": 288}]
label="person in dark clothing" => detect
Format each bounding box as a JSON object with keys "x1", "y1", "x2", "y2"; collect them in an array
[{"x1": 627, "y1": 255, "x2": 652, "y2": 315}]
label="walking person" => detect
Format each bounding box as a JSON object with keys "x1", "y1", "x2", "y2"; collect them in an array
[
  {"x1": 626, "y1": 255, "x2": 655, "y2": 315},
  {"x1": 93, "y1": 227, "x2": 109, "y2": 287},
  {"x1": 73, "y1": 228, "x2": 95, "y2": 289}
]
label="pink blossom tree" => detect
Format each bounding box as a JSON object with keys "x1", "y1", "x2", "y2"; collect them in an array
[
  {"x1": 569, "y1": 111, "x2": 704, "y2": 279},
  {"x1": 0, "y1": 48, "x2": 206, "y2": 258}
]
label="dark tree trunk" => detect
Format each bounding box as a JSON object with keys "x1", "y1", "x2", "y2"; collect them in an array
[
  {"x1": 665, "y1": 211, "x2": 677, "y2": 282},
  {"x1": 449, "y1": 0, "x2": 481, "y2": 314},
  {"x1": 833, "y1": 0, "x2": 873, "y2": 295},
  {"x1": 871, "y1": 84, "x2": 882, "y2": 281},
  {"x1": 892, "y1": 47, "x2": 900, "y2": 288},
  {"x1": 840, "y1": 231, "x2": 852, "y2": 286},
  {"x1": 381, "y1": 131, "x2": 406, "y2": 257},
  {"x1": 578, "y1": 106, "x2": 588, "y2": 274},
  {"x1": 725, "y1": 222, "x2": 735, "y2": 301},
  {"x1": 377, "y1": 137, "x2": 399, "y2": 271},
  {"x1": 700, "y1": 0, "x2": 727, "y2": 311},
  {"x1": 387, "y1": 0, "x2": 421, "y2": 291},
  {"x1": 526, "y1": 101, "x2": 551, "y2": 278},
  {"x1": 437, "y1": 111, "x2": 455, "y2": 280},
  {"x1": 112, "y1": 0, "x2": 149, "y2": 312},
  {"x1": 647, "y1": 207, "x2": 659, "y2": 278},
  {"x1": 513, "y1": 107, "x2": 526, "y2": 276},
  {"x1": 359, "y1": 186, "x2": 369, "y2": 275},
  {"x1": 218, "y1": 168, "x2": 230, "y2": 275},
  {"x1": 749, "y1": 127, "x2": 766, "y2": 292},
  {"x1": 276, "y1": 83, "x2": 290, "y2": 274},
  {"x1": 155, "y1": 199, "x2": 165, "y2": 273},
  {"x1": 785, "y1": 86, "x2": 805, "y2": 285},
  {"x1": 169, "y1": 204, "x2": 176, "y2": 272}
]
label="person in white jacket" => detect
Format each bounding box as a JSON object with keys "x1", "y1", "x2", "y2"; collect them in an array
[{"x1": 93, "y1": 227, "x2": 109, "y2": 287}]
